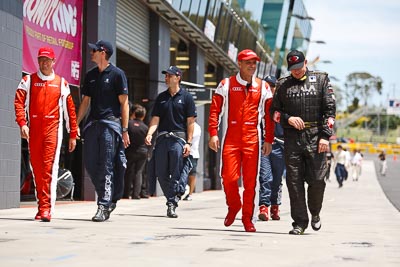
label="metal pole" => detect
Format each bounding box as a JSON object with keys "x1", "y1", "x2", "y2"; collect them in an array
[
  {"x1": 377, "y1": 112, "x2": 381, "y2": 136},
  {"x1": 385, "y1": 111, "x2": 389, "y2": 142}
]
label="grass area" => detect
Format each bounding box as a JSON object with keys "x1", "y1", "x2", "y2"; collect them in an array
[{"x1": 336, "y1": 126, "x2": 399, "y2": 144}]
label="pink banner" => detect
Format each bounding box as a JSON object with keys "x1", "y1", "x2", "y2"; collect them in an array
[{"x1": 22, "y1": 0, "x2": 83, "y2": 86}]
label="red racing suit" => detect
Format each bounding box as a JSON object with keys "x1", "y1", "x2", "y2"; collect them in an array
[
  {"x1": 208, "y1": 73, "x2": 274, "y2": 222},
  {"x1": 14, "y1": 71, "x2": 78, "y2": 215}
]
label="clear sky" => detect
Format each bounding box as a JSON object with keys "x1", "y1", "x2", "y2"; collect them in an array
[{"x1": 304, "y1": 0, "x2": 400, "y2": 108}]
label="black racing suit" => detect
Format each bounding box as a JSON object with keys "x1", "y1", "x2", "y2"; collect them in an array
[{"x1": 271, "y1": 69, "x2": 336, "y2": 229}]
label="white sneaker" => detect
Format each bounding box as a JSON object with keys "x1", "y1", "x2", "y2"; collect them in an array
[
  {"x1": 311, "y1": 215, "x2": 321, "y2": 231},
  {"x1": 183, "y1": 195, "x2": 192, "y2": 201},
  {"x1": 181, "y1": 185, "x2": 190, "y2": 200}
]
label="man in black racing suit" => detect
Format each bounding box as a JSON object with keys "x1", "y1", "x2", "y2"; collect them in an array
[{"x1": 271, "y1": 50, "x2": 336, "y2": 235}]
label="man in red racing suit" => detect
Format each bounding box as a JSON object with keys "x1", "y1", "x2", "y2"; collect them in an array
[
  {"x1": 14, "y1": 47, "x2": 78, "y2": 222},
  {"x1": 208, "y1": 49, "x2": 274, "y2": 232}
]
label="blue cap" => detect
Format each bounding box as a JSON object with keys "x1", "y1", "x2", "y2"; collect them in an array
[
  {"x1": 88, "y1": 40, "x2": 113, "y2": 56},
  {"x1": 264, "y1": 75, "x2": 277, "y2": 86},
  {"x1": 162, "y1": 66, "x2": 182, "y2": 76}
]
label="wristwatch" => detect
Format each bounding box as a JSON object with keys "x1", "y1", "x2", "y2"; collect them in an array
[
  {"x1": 122, "y1": 127, "x2": 128, "y2": 133},
  {"x1": 186, "y1": 142, "x2": 192, "y2": 146}
]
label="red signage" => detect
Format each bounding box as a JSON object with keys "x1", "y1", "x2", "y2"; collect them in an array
[{"x1": 22, "y1": 0, "x2": 83, "y2": 86}]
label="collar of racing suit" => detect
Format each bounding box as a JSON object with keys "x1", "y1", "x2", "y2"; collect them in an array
[
  {"x1": 37, "y1": 69, "x2": 55, "y2": 81},
  {"x1": 236, "y1": 72, "x2": 259, "y2": 88}
]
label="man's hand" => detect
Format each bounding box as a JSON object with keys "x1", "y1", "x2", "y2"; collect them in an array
[
  {"x1": 145, "y1": 134, "x2": 152, "y2": 146},
  {"x1": 20, "y1": 125, "x2": 29, "y2": 141},
  {"x1": 208, "y1": 135, "x2": 220, "y2": 152},
  {"x1": 122, "y1": 131, "x2": 130, "y2": 148},
  {"x1": 262, "y1": 142, "x2": 272, "y2": 156},
  {"x1": 183, "y1": 144, "x2": 191, "y2": 157},
  {"x1": 288, "y1": 116, "x2": 305, "y2": 130},
  {"x1": 69, "y1": 138, "x2": 77, "y2": 152},
  {"x1": 318, "y1": 138, "x2": 330, "y2": 153},
  {"x1": 76, "y1": 127, "x2": 81, "y2": 140}
]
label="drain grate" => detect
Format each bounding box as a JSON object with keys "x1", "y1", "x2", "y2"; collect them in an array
[
  {"x1": 130, "y1": 241, "x2": 147, "y2": 245},
  {"x1": 334, "y1": 256, "x2": 360, "y2": 262},
  {"x1": 52, "y1": 227, "x2": 75, "y2": 230},
  {"x1": 342, "y1": 242, "x2": 373, "y2": 248},
  {"x1": 206, "y1": 247, "x2": 234, "y2": 252},
  {"x1": 0, "y1": 238, "x2": 17, "y2": 242},
  {"x1": 155, "y1": 234, "x2": 200, "y2": 240}
]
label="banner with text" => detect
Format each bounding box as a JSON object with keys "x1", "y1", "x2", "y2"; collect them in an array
[
  {"x1": 387, "y1": 99, "x2": 400, "y2": 116},
  {"x1": 23, "y1": 0, "x2": 83, "y2": 86}
]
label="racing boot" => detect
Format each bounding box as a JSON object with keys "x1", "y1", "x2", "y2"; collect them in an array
[
  {"x1": 258, "y1": 205, "x2": 269, "y2": 221},
  {"x1": 289, "y1": 225, "x2": 304, "y2": 235},
  {"x1": 34, "y1": 211, "x2": 41, "y2": 220},
  {"x1": 224, "y1": 208, "x2": 240, "y2": 227},
  {"x1": 311, "y1": 215, "x2": 321, "y2": 231},
  {"x1": 92, "y1": 205, "x2": 110, "y2": 222},
  {"x1": 242, "y1": 217, "x2": 256, "y2": 232},
  {"x1": 167, "y1": 203, "x2": 178, "y2": 218},
  {"x1": 270, "y1": 205, "x2": 281, "y2": 220},
  {"x1": 40, "y1": 210, "x2": 51, "y2": 222},
  {"x1": 109, "y1": 202, "x2": 117, "y2": 214}
]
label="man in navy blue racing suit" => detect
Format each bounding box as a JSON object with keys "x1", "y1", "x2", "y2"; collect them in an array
[
  {"x1": 77, "y1": 40, "x2": 130, "y2": 222},
  {"x1": 145, "y1": 66, "x2": 196, "y2": 218}
]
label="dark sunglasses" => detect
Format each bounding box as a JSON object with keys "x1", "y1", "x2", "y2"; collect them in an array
[{"x1": 92, "y1": 48, "x2": 104, "y2": 53}]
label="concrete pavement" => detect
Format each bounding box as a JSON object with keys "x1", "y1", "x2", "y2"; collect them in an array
[
  {"x1": 0, "y1": 159, "x2": 399, "y2": 267},
  {"x1": 371, "y1": 153, "x2": 400, "y2": 211}
]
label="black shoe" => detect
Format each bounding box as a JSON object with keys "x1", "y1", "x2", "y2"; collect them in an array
[
  {"x1": 183, "y1": 195, "x2": 192, "y2": 201},
  {"x1": 92, "y1": 205, "x2": 110, "y2": 222},
  {"x1": 289, "y1": 225, "x2": 305, "y2": 235},
  {"x1": 109, "y1": 203, "x2": 117, "y2": 214},
  {"x1": 311, "y1": 215, "x2": 321, "y2": 231},
  {"x1": 140, "y1": 192, "x2": 150, "y2": 198},
  {"x1": 167, "y1": 204, "x2": 178, "y2": 218}
]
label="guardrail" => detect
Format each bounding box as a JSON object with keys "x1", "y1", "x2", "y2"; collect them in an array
[
  {"x1": 331, "y1": 142, "x2": 400, "y2": 155},
  {"x1": 335, "y1": 106, "x2": 386, "y2": 129}
]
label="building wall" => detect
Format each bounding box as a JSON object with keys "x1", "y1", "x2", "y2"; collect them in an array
[{"x1": 0, "y1": 0, "x2": 23, "y2": 209}]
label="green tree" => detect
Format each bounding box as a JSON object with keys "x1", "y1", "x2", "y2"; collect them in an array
[
  {"x1": 348, "y1": 97, "x2": 360, "y2": 113},
  {"x1": 345, "y1": 72, "x2": 383, "y2": 107}
]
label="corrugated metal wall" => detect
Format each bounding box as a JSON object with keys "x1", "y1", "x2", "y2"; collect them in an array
[{"x1": 116, "y1": 0, "x2": 150, "y2": 64}]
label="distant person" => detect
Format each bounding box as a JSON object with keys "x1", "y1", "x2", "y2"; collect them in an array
[
  {"x1": 208, "y1": 49, "x2": 275, "y2": 232},
  {"x1": 325, "y1": 151, "x2": 334, "y2": 182},
  {"x1": 183, "y1": 120, "x2": 202, "y2": 201},
  {"x1": 145, "y1": 66, "x2": 196, "y2": 218},
  {"x1": 76, "y1": 40, "x2": 130, "y2": 222},
  {"x1": 378, "y1": 151, "x2": 387, "y2": 176},
  {"x1": 258, "y1": 75, "x2": 285, "y2": 221},
  {"x1": 124, "y1": 104, "x2": 148, "y2": 199},
  {"x1": 270, "y1": 49, "x2": 336, "y2": 235},
  {"x1": 334, "y1": 145, "x2": 347, "y2": 188},
  {"x1": 343, "y1": 147, "x2": 351, "y2": 180},
  {"x1": 14, "y1": 47, "x2": 78, "y2": 222},
  {"x1": 351, "y1": 149, "x2": 363, "y2": 181}
]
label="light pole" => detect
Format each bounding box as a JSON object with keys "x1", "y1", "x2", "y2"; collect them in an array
[
  {"x1": 303, "y1": 37, "x2": 326, "y2": 44},
  {"x1": 308, "y1": 56, "x2": 332, "y2": 68},
  {"x1": 291, "y1": 14, "x2": 315, "y2": 20}
]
